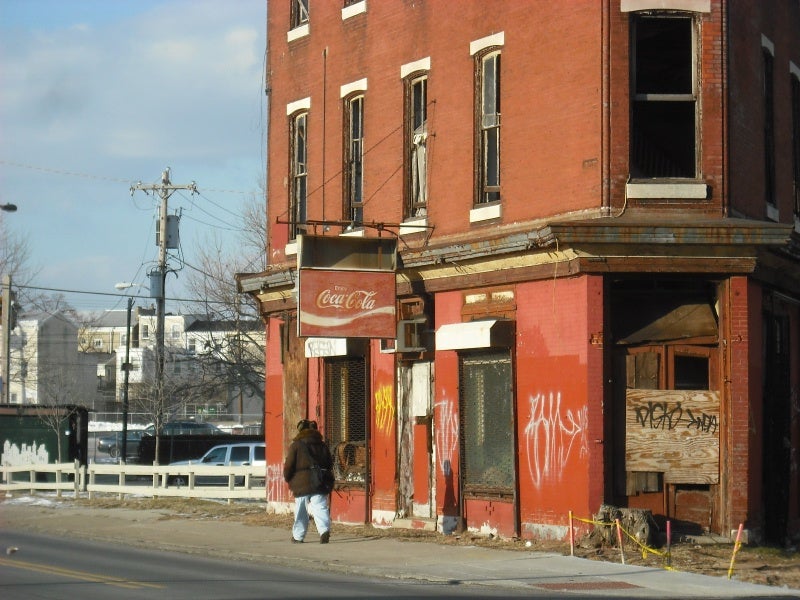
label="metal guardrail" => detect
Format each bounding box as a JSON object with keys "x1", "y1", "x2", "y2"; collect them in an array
[{"x1": 1, "y1": 462, "x2": 267, "y2": 503}]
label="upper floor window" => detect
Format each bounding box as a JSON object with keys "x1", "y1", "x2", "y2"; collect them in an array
[
  {"x1": 344, "y1": 94, "x2": 365, "y2": 224},
  {"x1": 476, "y1": 50, "x2": 501, "y2": 204},
  {"x1": 290, "y1": 111, "x2": 308, "y2": 240},
  {"x1": 93, "y1": 338, "x2": 103, "y2": 349},
  {"x1": 171, "y1": 324, "x2": 181, "y2": 339},
  {"x1": 141, "y1": 324, "x2": 150, "y2": 340},
  {"x1": 291, "y1": 0, "x2": 309, "y2": 29},
  {"x1": 631, "y1": 15, "x2": 697, "y2": 179},
  {"x1": 791, "y1": 69, "x2": 800, "y2": 222},
  {"x1": 762, "y1": 41, "x2": 776, "y2": 208},
  {"x1": 405, "y1": 74, "x2": 428, "y2": 219}
]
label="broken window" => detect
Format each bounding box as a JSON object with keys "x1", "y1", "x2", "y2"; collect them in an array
[
  {"x1": 763, "y1": 46, "x2": 776, "y2": 207},
  {"x1": 459, "y1": 351, "x2": 514, "y2": 495},
  {"x1": 289, "y1": 111, "x2": 308, "y2": 240},
  {"x1": 344, "y1": 94, "x2": 364, "y2": 223},
  {"x1": 476, "y1": 50, "x2": 501, "y2": 204},
  {"x1": 631, "y1": 15, "x2": 697, "y2": 178},
  {"x1": 405, "y1": 74, "x2": 428, "y2": 219},
  {"x1": 290, "y1": 0, "x2": 309, "y2": 29},
  {"x1": 792, "y1": 73, "x2": 800, "y2": 219}
]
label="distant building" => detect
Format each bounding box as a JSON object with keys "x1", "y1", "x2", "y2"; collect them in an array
[{"x1": 8, "y1": 311, "x2": 95, "y2": 407}]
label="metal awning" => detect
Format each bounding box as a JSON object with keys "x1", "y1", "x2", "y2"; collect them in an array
[{"x1": 435, "y1": 319, "x2": 514, "y2": 351}]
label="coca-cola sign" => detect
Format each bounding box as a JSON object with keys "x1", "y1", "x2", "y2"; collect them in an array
[{"x1": 299, "y1": 269, "x2": 396, "y2": 338}]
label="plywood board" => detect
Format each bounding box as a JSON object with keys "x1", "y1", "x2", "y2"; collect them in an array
[{"x1": 625, "y1": 389, "x2": 719, "y2": 484}]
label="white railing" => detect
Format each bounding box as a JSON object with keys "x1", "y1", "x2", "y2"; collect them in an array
[{"x1": 1, "y1": 462, "x2": 267, "y2": 503}]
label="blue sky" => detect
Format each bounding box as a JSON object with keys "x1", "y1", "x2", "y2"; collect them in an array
[{"x1": 0, "y1": 0, "x2": 266, "y2": 312}]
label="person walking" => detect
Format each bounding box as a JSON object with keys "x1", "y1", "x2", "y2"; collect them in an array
[{"x1": 284, "y1": 419, "x2": 334, "y2": 544}]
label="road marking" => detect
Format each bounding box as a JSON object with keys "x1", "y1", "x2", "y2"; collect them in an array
[{"x1": 0, "y1": 557, "x2": 164, "y2": 589}]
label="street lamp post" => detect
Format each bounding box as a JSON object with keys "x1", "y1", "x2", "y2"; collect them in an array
[{"x1": 120, "y1": 297, "x2": 133, "y2": 463}]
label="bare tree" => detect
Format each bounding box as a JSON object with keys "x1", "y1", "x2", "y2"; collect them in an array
[
  {"x1": 177, "y1": 191, "x2": 267, "y2": 420},
  {"x1": 35, "y1": 366, "x2": 85, "y2": 464}
]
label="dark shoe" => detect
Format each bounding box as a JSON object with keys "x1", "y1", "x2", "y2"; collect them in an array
[
  {"x1": 291, "y1": 537, "x2": 303, "y2": 543},
  {"x1": 320, "y1": 531, "x2": 330, "y2": 544}
]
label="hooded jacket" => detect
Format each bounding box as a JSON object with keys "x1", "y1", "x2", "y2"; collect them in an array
[{"x1": 283, "y1": 427, "x2": 334, "y2": 497}]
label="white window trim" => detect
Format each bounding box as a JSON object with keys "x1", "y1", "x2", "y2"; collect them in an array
[
  {"x1": 761, "y1": 34, "x2": 775, "y2": 55},
  {"x1": 620, "y1": 0, "x2": 710, "y2": 12},
  {"x1": 470, "y1": 32, "x2": 504, "y2": 57},
  {"x1": 287, "y1": 23, "x2": 309, "y2": 43},
  {"x1": 340, "y1": 228, "x2": 366, "y2": 238},
  {"x1": 400, "y1": 217, "x2": 428, "y2": 236},
  {"x1": 791, "y1": 61, "x2": 800, "y2": 79},
  {"x1": 340, "y1": 78, "x2": 368, "y2": 98},
  {"x1": 401, "y1": 57, "x2": 431, "y2": 79},
  {"x1": 767, "y1": 204, "x2": 779, "y2": 222},
  {"x1": 469, "y1": 203, "x2": 502, "y2": 223},
  {"x1": 286, "y1": 97, "x2": 311, "y2": 116},
  {"x1": 626, "y1": 182, "x2": 708, "y2": 199},
  {"x1": 342, "y1": 1, "x2": 366, "y2": 20}
]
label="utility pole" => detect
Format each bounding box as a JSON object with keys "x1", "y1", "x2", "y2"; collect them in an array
[
  {"x1": 1, "y1": 274, "x2": 13, "y2": 404},
  {"x1": 130, "y1": 168, "x2": 196, "y2": 462}
]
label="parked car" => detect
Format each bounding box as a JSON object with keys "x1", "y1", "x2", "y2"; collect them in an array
[
  {"x1": 167, "y1": 442, "x2": 266, "y2": 486},
  {"x1": 96, "y1": 430, "x2": 146, "y2": 460}
]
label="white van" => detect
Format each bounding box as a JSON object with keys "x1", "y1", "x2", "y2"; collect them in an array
[{"x1": 168, "y1": 442, "x2": 265, "y2": 485}]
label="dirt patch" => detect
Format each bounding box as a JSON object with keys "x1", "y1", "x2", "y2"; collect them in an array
[{"x1": 72, "y1": 497, "x2": 799, "y2": 590}]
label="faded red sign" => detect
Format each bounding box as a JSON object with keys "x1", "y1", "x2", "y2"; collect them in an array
[{"x1": 299, "y1": 269, "x2": 396, "y2": 338}]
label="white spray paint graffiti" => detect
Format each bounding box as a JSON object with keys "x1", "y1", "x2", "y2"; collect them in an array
[
  {"x1": 266, "y1": 463, "x2": 287, "y2": 503},
  {"x1": 524, "y1": 392, "x2": 588, "y2": 488},
  {"x1": 434, "y1": 397, "x2": 459, "y2": 474}
]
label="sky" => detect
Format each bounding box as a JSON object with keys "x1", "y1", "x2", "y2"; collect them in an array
[{"x1": 0, "y1": 0, "x2": 267, "y2": 314}]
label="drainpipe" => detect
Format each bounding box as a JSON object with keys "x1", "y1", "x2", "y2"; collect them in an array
[{"x1": 601, "y1": 0, "x2": 612, "y2": 217}]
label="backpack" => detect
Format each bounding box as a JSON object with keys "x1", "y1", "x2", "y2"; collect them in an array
[{"x1": 302, "y1": 441, "x2": 335, "y2": 494}]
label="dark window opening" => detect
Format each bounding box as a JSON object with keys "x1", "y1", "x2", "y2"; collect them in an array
[
  {"x1": 631, "y1": 16, "x2": 697, "y2": 179},
  {"x1": 673, "y1": 355, "x2": 709, "y2": 390},
  {"x1": 476, "y1": 51, "x2": 501, "y2": 204},
  {"x1": 763, "y1": 48, "x2": 776, "y2": 207},
  {"x1": 344, "y1": 95, "x2": 364, "y2": 223}
]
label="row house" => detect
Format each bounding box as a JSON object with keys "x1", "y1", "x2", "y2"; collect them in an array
[{"x1": 238, "y1": 0, "x2": 800, "y2": 545}]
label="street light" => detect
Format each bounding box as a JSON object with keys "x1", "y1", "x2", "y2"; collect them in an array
[{"x1": 1, "y1": 203, "x2": 17, "y2": 212}]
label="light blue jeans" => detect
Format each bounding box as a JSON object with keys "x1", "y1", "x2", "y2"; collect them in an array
[{"x1": 292, "y1": 493, "x2": 330, "y2": 541}]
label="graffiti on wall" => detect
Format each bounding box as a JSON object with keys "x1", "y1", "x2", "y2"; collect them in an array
[
  {"x1": 374, "y1": 384, "x2": 394, "y2": 437},
  {"x1": 523, "y1": 392, "x2": 588, "y2": 489},
  {"x1": 435, "y1": 397, "x2": 459, "y2": 474},
  {"x1": 626, "y1": 389, "x2": 719, "y2": 484},
  {"x1": 266, "y1": 463, "x2": 288, "y2": 503}
]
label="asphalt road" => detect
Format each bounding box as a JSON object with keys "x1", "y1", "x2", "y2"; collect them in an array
[{"x1": 0, "y1": 529, "x2": 543, "y2": 600}]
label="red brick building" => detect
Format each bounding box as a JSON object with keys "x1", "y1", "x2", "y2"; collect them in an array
[{"x1": 239, "y1": 0, "x2": 800, "y2": 545}]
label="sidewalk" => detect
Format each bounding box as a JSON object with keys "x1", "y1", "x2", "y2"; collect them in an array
[{"x1": 1, "y1": 496, "x2": 797, "y2": 598}]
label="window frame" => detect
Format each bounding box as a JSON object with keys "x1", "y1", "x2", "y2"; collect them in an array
[
  {"x1": 343, "y1": 94, "x2": 365, "y2": 224},
  {"x1": 289, "y1": 111, "x2": 308, "y2": 240},
  {"x1": 792, "y1": 68, "x2": 800, "y2": 223},
  {"x1": 474, "y1": 49, "x2": 502, "y2": 206},
  {"x1": 630, "y1": 14, "x2": 699, "y2": 180},
  {"x1": 762, "y1": 42, "x2": 776, "y2": 209},
  {"x1": 290, "y1": 0, "x2": 309, "y2": 30},
  {"x1": 404, "y1": 73, "x2": 428, "y2": 220}
]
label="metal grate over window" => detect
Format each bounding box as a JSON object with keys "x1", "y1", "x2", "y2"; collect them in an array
[
  {"x1": 459, "y1": 351, "x2": 514, "y2": 495},
  {"x1": 325, "y1": 357, "x2": 367, "y2": 485}
]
